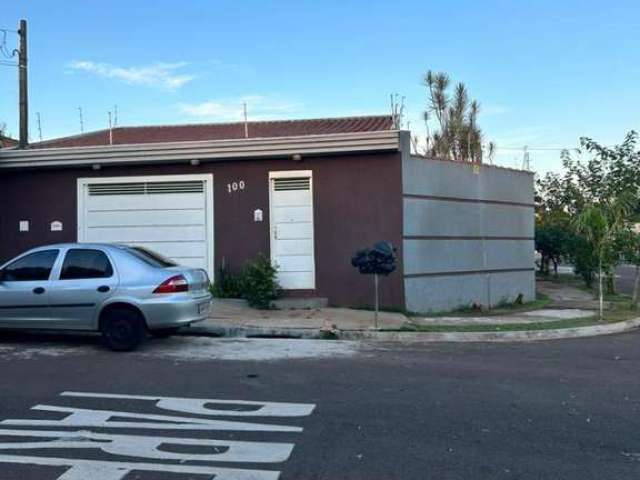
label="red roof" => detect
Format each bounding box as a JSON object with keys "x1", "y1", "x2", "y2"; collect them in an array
[
  {"x1": 31, "y1": 115, "x2": 394, "y2": 149},
  {"x1": 0, "y1": 135, "x2": 18, "y2": 148}
]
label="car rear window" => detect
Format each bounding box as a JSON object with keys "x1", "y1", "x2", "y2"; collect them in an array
[{"x1": 125, "y1": 246, "x2": 178, "y2": 268}]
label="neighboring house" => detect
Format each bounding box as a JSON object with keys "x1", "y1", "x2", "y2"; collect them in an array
[
  {"x1": 0, "y1": 134, "x2": 17, "y2": 149},
  {"x1": 0, "y1": 115, "x2": 534, "y2": 312}
]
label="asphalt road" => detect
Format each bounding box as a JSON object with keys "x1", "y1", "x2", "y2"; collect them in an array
[{"x1": 0, "y1": 331, "x2": 639, "y2": 479}]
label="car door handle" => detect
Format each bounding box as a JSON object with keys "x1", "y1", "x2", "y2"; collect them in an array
[
  {"x1": 97, "y1": 285, "x2": 110, "y2": 293},
  {"x1": 33, "y1": 287, "x2": 45, "y2": 295}
]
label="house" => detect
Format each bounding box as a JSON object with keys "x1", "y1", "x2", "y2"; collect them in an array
[
  {"x1": 0, "y1": 134, "x2": 18, "y2": 149},
  {"x1": 0, "y1": 115, "x2": 535, "y2": 312}
]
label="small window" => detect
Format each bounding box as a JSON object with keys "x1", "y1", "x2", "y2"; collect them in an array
[
  {"x1": 2, "y1": 250, "x2": 59, "y2": 282},
  {"x1": 60, "y1": 249, "x2": 113, "y2": 280}
]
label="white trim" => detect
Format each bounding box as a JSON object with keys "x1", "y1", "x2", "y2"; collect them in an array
[
  {"x1": 77, "y1": 174, "x2": 215, "y2": 279},
  {"x1": 0, "y1": 131, "x2": 401, "y2": 169},
  {"x1": 269, "y1": 170, "x2": 315, "y2": 290},
  {"x1": 268, "y1": 170, "x2": 313, "y2": 179}
]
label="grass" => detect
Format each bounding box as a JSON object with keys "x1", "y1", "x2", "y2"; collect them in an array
[
  {"x1": 537, "y1": 271, "x2": 593, "y2": 293},
  {"x1": 393, "y1": 297, "x2": 639, "y2": 333},
  {"x1": 540, "y1": 271, "x2": 633, "y2": 302},
  {"x1": 395, "y1": 318, "x2": 601, "y2": 333},
  {"x1": 410, "y1": 292, "x2": 552, "y2": 318}
]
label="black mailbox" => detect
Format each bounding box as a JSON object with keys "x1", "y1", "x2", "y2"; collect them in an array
[{"x1": 351, "y1": 241, "x2": 397, "y2": 276}]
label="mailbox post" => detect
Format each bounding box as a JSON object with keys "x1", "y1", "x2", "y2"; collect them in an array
[{"x1": 351, "y1": 242, "x2": 397, "y2": 329}]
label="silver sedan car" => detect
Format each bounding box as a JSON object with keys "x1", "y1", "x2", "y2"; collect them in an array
[{"x1": 0, "y1": 243, "x2": 212, "y2": 351}]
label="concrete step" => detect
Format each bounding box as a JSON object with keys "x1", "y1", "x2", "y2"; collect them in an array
[{"x1": 273, "y1": 297, "x2": 329, "y2": 310}]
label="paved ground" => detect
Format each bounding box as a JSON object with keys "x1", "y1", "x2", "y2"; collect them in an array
[
  {"x1": 208, "y1": 298, "x2": 407, "y2": 330},
  {"x1": 617, "y1": 264, "x2": 637, "y2": 296},
  {"x1": 413, "y1": 308, "x2": 593, "y2": 326},
  {"x1": 206, "y1": 288, "x2": 595, "y2": 334},
  {"x1": 0, "y1": 331, "x2": 640, "y2": 479}
]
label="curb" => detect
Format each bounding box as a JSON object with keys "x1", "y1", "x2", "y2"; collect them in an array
[{"x1": 182, "y1": 317, "x2": 640, "y2": 343}]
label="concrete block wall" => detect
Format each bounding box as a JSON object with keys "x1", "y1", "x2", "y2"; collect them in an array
[{"x1": 402, "y1": 152, "x2": 535, "y2": 313}]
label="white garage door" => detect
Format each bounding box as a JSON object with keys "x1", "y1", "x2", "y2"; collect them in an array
[{"x1": 77, "y1": 174, "x2": 214, "y2": 277}]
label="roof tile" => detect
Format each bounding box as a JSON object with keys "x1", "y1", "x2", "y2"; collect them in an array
[{"x1": 31, "y1": 115, "x2": 394, "y2": 149}]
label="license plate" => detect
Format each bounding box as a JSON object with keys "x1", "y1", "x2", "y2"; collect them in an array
[{"x1": 198, "y1": 302, "x2": 210, "y2": 315}]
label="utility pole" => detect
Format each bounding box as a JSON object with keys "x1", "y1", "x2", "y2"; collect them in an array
[{"x1": 18, "y1": 19, "x2": 28, "y2": 148}]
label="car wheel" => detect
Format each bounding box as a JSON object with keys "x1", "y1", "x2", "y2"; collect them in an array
[
  {"x1": 149, "y1": 327, "x2": 180, "y2": 339},
  {"x1": 101, "y1": 307, "x2": 145, "y2": 351}
]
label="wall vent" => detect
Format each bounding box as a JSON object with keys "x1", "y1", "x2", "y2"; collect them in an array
[
  {"x1": 88, "y1": 181, "x2": 204, "y2": 196},
  {"x1": 273, "y1": 177, "x2": 311, "y2": 191}
]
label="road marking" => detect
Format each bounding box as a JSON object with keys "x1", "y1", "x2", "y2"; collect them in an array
[
  {"x1": 4, "y1": 405, "x2": 302, "y2": 432},
  {"x1": 0, "y1": 391, "x2": 316, "y2": 479},
  {"x1": 61, "y1": 391, "x2": 316, "y2": 417},
  {"x1": 0, "y1": 429, "x2": 295, "y2": 463},
  {"x1": 0, "y1": 455, "x2": 281, "y2": 480}
]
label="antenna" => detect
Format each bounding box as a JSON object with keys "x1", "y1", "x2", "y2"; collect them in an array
[
  {"x1": 78, "y1": 106, "x2": 84, "y2": 133},
  {"x1": 36, "y1": 111, "x2": 42, "y2": 141},
  {"x1": 108, "y1": 111, "x2": 113, "y2": 145},
  {"x1": 243, "y1": 102, "x2": 248, "y2": 138},
  {"x1": 389, "y1": 94, "x2": 405, "y2": 129},
  {"x1": 113, "y1": 104, "x2": 118, "y2": 127},
  {"x1": 522, "y1": 145, "x2": 530, "y2": 170}
]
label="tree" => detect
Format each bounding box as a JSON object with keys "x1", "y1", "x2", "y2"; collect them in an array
[
  {"x1": 535, "y1": 219, "x2": 571, "y2": 276},
  {"x1": 421, "y1": 71, "x2": 494, "y2": 163},
  {"x1": 573, "y1": 195, "x2": 631, "y2": 320},
  {"x1": 536, "y1": 131, "x2": 640, "y2": 291}
]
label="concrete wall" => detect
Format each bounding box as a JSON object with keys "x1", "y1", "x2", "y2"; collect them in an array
[{"x1": 402, "y1": 149, "x2": 535, "y2": 313}]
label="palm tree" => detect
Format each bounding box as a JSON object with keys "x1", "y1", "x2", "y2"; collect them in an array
[{"x1": 423, "y1": 71, "x2": 494, "y2": 163}]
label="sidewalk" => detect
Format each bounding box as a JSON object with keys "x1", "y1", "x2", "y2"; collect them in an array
[
  {"x1": 197, "y1": 298, "x2": 407, "y2": 332},
  {"x1": 180, "y1": 283, "x2": 640, "y2": 342}
]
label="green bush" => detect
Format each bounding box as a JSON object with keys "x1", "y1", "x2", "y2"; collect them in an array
[
  {"x1": 210, "y1": 261, "x2": 243, "y2": 298},
  {"x1": 240, "y1": 254, "x2": 281, "y2": 309},
  {"x1": 210, "y1": 254, "x2": 281, "y2": 309}
]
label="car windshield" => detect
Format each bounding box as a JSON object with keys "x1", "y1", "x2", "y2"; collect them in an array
[{"x1": 124, "y1": 246, "x2": 178, "y2": 268}]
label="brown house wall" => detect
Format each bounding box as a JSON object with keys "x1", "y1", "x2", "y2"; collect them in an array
[{"x1": 0, "y1": 152, "x2": 404, "y2": 308}]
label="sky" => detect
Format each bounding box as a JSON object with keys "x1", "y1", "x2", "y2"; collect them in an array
[{"x1": 1, "y1": 0, "x2": 639, "y2": 175}]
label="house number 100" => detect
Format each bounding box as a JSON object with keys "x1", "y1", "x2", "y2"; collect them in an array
[{"x1": 227, "y1": 180, "x2": 245, "y2": 193}]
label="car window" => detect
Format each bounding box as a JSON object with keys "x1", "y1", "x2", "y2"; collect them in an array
[
  {"x1": 125, "y1": 246, "x2": 177, "y2": 268},
  {"x1": 60, "y1": 249, "x2": 114, "y2": 280},
  {"x1": 2, "y1": 250, "x2": 59, "y2": 282}
]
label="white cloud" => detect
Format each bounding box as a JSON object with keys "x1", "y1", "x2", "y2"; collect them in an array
[
  {"x1": 178, "y1": 95, "x2": 303, "y2": 122},
  {"x1": 481, "y1": 103, "x2": 511, "y2": 116},
  {"x1": 68, "y1": 61, "x2": 195, "y2": 90}
]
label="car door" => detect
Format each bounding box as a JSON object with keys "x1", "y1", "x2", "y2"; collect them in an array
[
  {"x1": 0, "y1": 249, "x2": 60, "y2": 328},
  {"x1": 48, "y1": 248, "x2": 118, "y2": 329}
]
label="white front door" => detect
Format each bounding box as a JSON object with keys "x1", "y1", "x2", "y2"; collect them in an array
[
  {"x1": 269, "y1": 171, "x2": 315, "y2": 290},
  {"x1": 77, "y1": 174, "x2": 214, "y2": 278}
]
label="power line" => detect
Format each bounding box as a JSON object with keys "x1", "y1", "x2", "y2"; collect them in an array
[
  {"x1": 0, "y1": 28, "x2": 18, "y2": 59},
  {"x1": 492, "y1": 146, "x2": 579, "y2": 152}
]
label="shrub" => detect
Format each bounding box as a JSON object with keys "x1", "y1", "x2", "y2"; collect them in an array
[
  {"x1": 210, "y1": 254, "x2": 282, "y2": 309},
  {"x1": 240, "y1": 254, "x2": 281, "y2": 309},
  {"x1": 210, "y1": 260, "x2": 243, "y2": 299}
]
